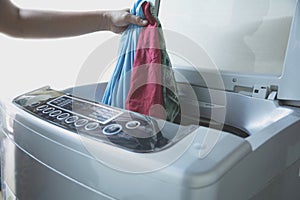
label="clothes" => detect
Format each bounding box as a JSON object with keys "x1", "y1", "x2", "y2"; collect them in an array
[
  {"x1": 125, "y1": 2, "x2": 180, "y2": 121},
  {"x1": 101, "y1": 0, "x2": 146, "y2": 108},
  {"x1": 103, "y1": 0, "x2": 180, "y2": 122},
  {"x1": 125, "y1": 2, "x2": 163, "y2": 119},
  {"x1": 150, "y1": 4, "x2": 180, "y2": 122}
]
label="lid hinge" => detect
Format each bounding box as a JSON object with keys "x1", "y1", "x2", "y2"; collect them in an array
[
  {"x1": 252, "y1": 85, "x2": 277, "y2": 100},
  {"x1": 267, "y1": 91, "x2": 277, "y2": 100}
]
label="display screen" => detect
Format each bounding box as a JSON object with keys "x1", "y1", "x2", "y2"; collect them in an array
[{"x1": 48, "y1": 95, "x2": 123, "y2": 124}]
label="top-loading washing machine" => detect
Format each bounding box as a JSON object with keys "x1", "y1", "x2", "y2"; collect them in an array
[{"x1": 1, "y1": 0, "x2": 300, "y2": 199}]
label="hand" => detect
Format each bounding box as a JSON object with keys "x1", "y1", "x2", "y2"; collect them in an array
[{"x1": 105, "y1": 9, "x2": 148, "y2": 33}]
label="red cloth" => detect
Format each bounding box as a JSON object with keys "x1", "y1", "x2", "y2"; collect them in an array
[{"x1": 125, "y1": 2, "x2": 165, "y2": 119}]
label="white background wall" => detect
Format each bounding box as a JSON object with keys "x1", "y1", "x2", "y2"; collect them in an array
[
  {"x1": 0, "y1": 0, "x2": 296, "y2": 102},
  {"x1": 0, "y1": 0, "x2": 133, "y2": 102}
]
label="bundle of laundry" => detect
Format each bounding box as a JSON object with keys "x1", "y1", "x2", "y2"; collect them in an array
[{"x1": 102, "y1": 0, "x2": 179, "y2": 122}]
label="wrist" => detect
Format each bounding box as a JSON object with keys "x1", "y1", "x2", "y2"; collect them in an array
[{"x1": 100, "y1": 11, "x2": 111, "y2": 31}]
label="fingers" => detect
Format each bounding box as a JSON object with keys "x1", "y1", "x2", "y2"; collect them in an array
[{"x1": 125, "y1": 13, "x2": 148, "y2": 26}]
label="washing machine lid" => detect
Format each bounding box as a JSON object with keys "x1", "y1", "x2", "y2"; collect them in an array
[{"x1": 158, "y1": 0, "x2": 300, "y2": 102}]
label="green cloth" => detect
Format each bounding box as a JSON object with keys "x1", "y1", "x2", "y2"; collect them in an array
[{"x1": 150, "y1": 5, "x2": 180, "y2": 122}]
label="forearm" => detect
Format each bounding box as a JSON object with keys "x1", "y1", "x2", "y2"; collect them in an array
[
  {"x1": 13, "y1": 9, "x2": 109, "y2": 38},
  {"x1": 0, "y1": 0, "x2": 147, "y2": 38}
]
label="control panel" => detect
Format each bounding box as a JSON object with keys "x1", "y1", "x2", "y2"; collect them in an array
[{"x1": 12, "y1": 88, "x2": 184, "y2": 153}]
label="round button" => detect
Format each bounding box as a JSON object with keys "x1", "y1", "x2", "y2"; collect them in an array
[
  {"x1": 36, "y1": 105, "x2": 48, "y2": 111},
  {"x1": 65, "y1": 116, "x2": 79, "y2": 124},
  {"x1": 42, "y1": 107, "x2": 55, "y2": 114},
  {"x1": 103, "y1": 124, "x2": 122, "y2": 135},
  {"x1": 57, "y1": 113, "x2": 70, "y2": 120},
  {"x1": 85, "y1": 122, "x2": 99, "y2": 131},
  {"x1": 49, "y1": 110, "x2": 62, "y2": 117},
  {"x1": 125, "y1": 121, "x2": 141, "y2": 129},
  {"x1": 74, "y1": 119, "x2": 89, "y2": 127}
]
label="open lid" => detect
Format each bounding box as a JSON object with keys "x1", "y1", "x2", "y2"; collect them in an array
[{"x1": 156, "y1": 0, "x2": 300, "y2": 102}]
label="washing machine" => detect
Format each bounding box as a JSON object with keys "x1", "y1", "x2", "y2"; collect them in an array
[{"x1": 1, "y1": 0, "x2": 300, "y2": 199}]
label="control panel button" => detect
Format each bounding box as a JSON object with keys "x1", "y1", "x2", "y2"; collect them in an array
[
  {"x1": 65, "y1": 116, "x2": 79, "y2": 124},
  {"x1": 36, "y1": 105, "x2": 48, "y2": 111},
  {"x1": 85, "y1": 122, "x2": 99, "y2": 131},
  {"x1": 49, "y1": 110, "x2": 62, "y2": 117},
  {"x1": 30, "y1": 102, "x2": 40, "y2": 107},
  {"x1": 42, "y1": 107, "x2": 55, "y2": 114},
  {"x1": 74, "y1": 119, "x2": 89, "y2": 127},
  {"x1": 57, "y1": 113, "x2": 70, "y2": 120},
  {"x1": 103, "y1": 124, "x2": 122, "y2": 135},
  {"x1": 125, "y1": 121, "x2": 141, "y2": 129}
]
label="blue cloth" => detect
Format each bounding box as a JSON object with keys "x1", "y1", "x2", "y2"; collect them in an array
[{"x1": 102, "y1": 0, "x2": 146, "y2": 108}]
